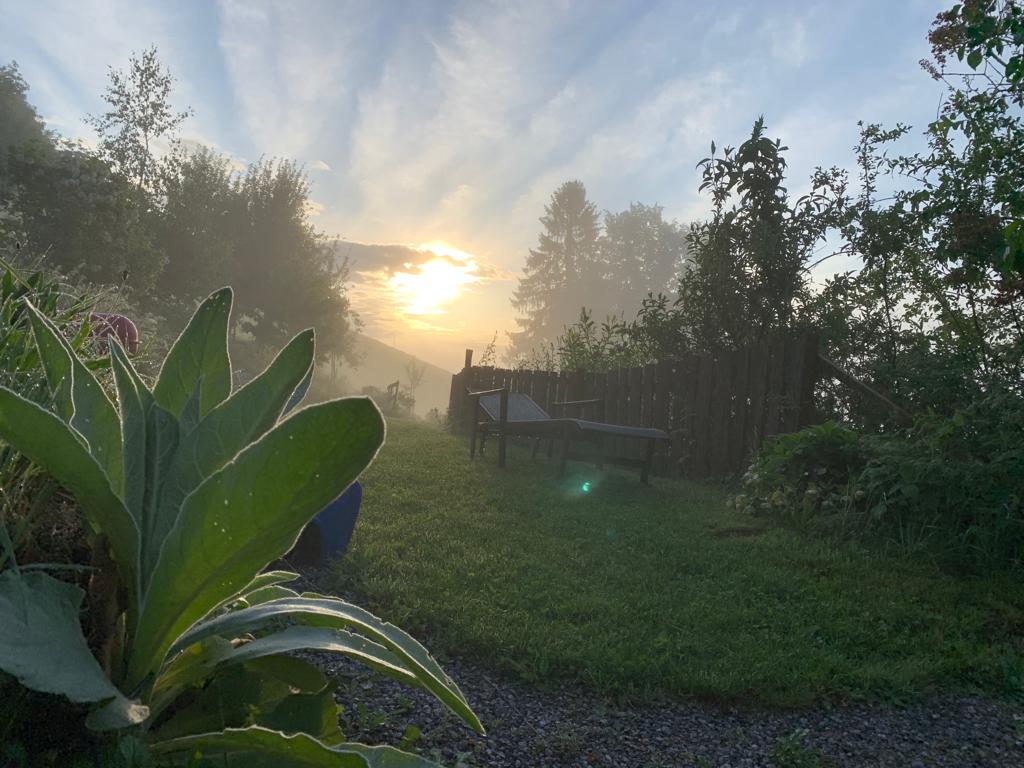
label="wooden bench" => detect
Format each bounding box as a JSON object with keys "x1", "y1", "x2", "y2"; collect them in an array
[{"x1": 467, "y1": 389, "x2": 669, "y2": 483}]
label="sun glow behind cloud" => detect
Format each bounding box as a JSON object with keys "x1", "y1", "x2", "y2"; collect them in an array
[{"x1": 387, "y1": 241, "x2": 481, "y2": 316}]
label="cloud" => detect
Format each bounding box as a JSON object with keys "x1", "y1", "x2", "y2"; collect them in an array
[
  {"x1": 215, "y1": 0, "x2": 385, "y2": 160},
  {"x1": 760, "y1": 17, "x2": 813, "y2": 67}
]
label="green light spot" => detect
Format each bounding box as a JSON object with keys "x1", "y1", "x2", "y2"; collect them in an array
[{"x1": 581, "y1": 482, "x2": 591, "y2": 493}]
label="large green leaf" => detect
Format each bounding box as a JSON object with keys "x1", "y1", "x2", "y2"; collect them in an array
[
  {"x1": 112, "y1": 342, "x2": 182, "y2": 597},
  {"x1": 0, "y1": 386, "x2": 138, "y2": 586},
  {"x1": 0, "y1": 571, "x2": 147, "y2": 729},
  {"x1": 151, "y1": 727, "x2": 445, "y2": 767},
  {"x1": 157, "y1": 626, "x2": 415, "y2": 705},
  {"x1": 149, "y1": 663, "x2": 296, "y2": 743},
  {"x1": 154, "y1": 329, "x2": 315, "y2": 553},
  {"x1": 146, "y1": 636, "x2": 236, "y2": 720},
  {"x1": 168, "y1": 595, "x2": 482, "y2": 735},
  {"x1": 203, "y1": 570, "x2": 300, "y2": 619},
  {"x1": 26, "y1": 302, "x2": 73, "y2": 422},
  {"x1": 127, "y1": 398, "x2": 384, "y2": 689},
  {"x1": 259, "y1": 688, "x2": 343, "y2": 745},
  {"x1": 153, "y1": 287, "x2": 232, "y2": 419},
  {"x1": 26, "y1": 301, "x2": 124, "y2": 494},
  {"x1": 109, "y1": 342, "x2": 148, "y2": 524}
]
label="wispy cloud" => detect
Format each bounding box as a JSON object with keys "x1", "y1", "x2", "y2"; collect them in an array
[{"x1": 2, "y1": 0, "x2": 949, "y2": 367}]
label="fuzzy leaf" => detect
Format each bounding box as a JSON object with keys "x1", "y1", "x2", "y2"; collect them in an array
[
  {"x1": 26, "y1": 301, "x2": 124, "y2": 493},
  {"x1": 170, "y1": 595, "x2": 482, "y2": 735},
  {"x1": 154, "y1": 329, "x2": 315, "y2": 546},
  {"x1": 0, "y1": 571, "x2": 147, "y2": 729},
  {"x1": 154, "y1": 287, "x2": 232, "y2": 419},
  {"x1": 127, "y1": 398, "x2": 383, "y2": 689}
]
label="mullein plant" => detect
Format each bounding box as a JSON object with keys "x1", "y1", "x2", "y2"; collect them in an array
[{"x1": 0, "y1": 287, "x2": 481, "y2": 766}]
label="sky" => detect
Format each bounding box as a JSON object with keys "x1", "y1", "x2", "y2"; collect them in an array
[{"x1": 2, "y1": 0, "x2": 948, "y2": 371}]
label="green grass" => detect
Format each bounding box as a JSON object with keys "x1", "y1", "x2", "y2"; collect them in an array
[{"x1": 333, "y1": 419, "x2": 1024, "y2": 706}]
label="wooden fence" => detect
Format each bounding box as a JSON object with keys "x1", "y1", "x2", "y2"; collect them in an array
[{"x1": 448, "y1": 334, "x2": 820, "y2": 478}]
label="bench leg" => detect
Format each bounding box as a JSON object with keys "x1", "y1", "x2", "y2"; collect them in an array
[
  {"x1": 470, "y1": 422, "x2": 478, "y2": 459},
  {"x1": 531, "y1": 437, "x2": 541, "y2": 459},
  {"x1": 498, "y1": 429, "x2": 507, "y2": 469},
  {"x1": 558, "y1": 430, "x2": 571, "y2": 477},
  {"x1": 640, "y1": 439, "x2": 656, "y2": 484},
  {"x1": 547, "y1": 437, "x2": 554, "y2": 459}
]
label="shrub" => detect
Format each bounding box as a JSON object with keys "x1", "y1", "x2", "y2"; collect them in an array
[
  {"x1": 0, "y1": 287, "x2": 480, "y2": 765},
  {"x1": 858, "y1": 395, "x2": 1024, "y2": 570},
  {"x1": 741, "y1": 398, "x2": 1024, "y2": 571},
  {"x1": 736, "y1": 421, "x2": 868, "y2": 524}
]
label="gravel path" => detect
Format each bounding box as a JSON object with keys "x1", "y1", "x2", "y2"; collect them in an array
[{"x1": 293, "y1": 569, "x2": 1024, "y2": 767}]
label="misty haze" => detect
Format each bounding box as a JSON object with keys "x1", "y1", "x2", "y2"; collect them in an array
[{"x1": 1, "y1": 2, "x2": 1023, "y2": 766}]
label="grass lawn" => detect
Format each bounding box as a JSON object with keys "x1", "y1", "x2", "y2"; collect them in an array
[{"x1": 333, "y1": 419, "x2": 1024, "y2": 707}]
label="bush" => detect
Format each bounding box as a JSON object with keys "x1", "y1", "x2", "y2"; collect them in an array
[
  {"x1": 740, "y1": 398, "x2": 1024, "y2": 571},
  {"x1": 736, "y1": 421, "x2": 868, "y2": 524}
]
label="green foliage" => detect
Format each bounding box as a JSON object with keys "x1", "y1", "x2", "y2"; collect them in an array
[
  {"x1": 510, "y1": 185, "x2": 688, "y2": 362},
  {"x1": 0, "y1": 62, "x2": 49, "y2": 157},
  {"x1": 1, "y1": 51, "x2": 359, "y2": 381},
  {"x1": 599, "y1": 202, "x2": 687, "y2": 318},
  {"x1": 741, "y1": 396, "x2": 1024, "y2": 570},
  {"x1": 86, "y1": 46, "x2": 191, "y2": 196},
  {"x1": 679, "y1": 118, "x2": 845, "y2": 352},
  {"x1": 925, "y1": 0, "x2": 1024, "y2": 279},
  {"x1": 3, "y1": 142, "x2": 164, "y2": 291},
  {"x1": 510, "y1": 180, "x2": 602, "y2": 357},
  {"x1": 736, "y1": 422, "x2": 867, "y2": 525},
  {"x1": 0, "y1": 288, "x2": 479, "y2": 765}
]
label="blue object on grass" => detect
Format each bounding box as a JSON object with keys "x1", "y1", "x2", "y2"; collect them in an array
[{"x1": 311, "y1": 481, "x2": 362, "y2": 562}]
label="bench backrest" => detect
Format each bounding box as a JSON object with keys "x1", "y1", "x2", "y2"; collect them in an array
[{"x1": 478, "y1": 392, "x2": 550, "y2": 422}]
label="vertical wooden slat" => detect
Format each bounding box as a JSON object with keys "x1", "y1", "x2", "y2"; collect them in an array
[
  {"x1": 593, "y1": 371, "x2": 608, "y2": 422},
  {"x1": 764, "y1": 337, "x2": 788, "y2": 438},
  {"x1": 653, "y1": 360, "x2": 672, "y2": 474},
  {"x1": 679, "y1": 354, "x2": 701, "y2": 476},
  {"x1": 780, "y1": 335, "x2": 804, "y2": 434},
  {"x1": 642, "y1": 363, "x2": 657, "y2": 427},
  {"x1": 623, "y1": 366, "x2": 641, "y2": 460},
  {"x1": 744, "y1": 342, "x2": 770, "y2": 458},
  {"x1": 728, "y1": 348, "x2": 751, "y2": 472},
  {"x1": 537, "y1": 371, "x2": 551, "y2": 413},
  {"x1": 709, "y1": 353, "x2": 735, "y2": 476},
  {"x1": 796, "y1": 333, "x2": 820, "y2": 428},
  {"x1": 654, "y1": 360, "x2": 671, "y2": 430},
  {"x1": 627, "y1": 366, "x2": 643, "y2": 426},
  {"x1": 691, "y1": 354, "x2": 715, "y2": 477},
  {"x1": 610, "y1": 368, "x2": 624, "y2": 424},
  {"x1": 670, "y1": 357, "x2": 690, "y2": 476}
]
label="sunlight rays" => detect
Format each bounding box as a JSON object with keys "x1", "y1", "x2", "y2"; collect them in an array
[{"x1": 387, "y1": 241, "x2": 480, "y2": 315}]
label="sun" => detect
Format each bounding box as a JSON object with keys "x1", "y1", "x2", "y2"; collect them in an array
[{"x1": 388, "y1": 242, "x2": 479, "y2": 315}]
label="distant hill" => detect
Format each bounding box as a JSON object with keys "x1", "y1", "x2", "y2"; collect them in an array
[{"x1": 334, "y1": 333, "x2": 454, "y2": 416}]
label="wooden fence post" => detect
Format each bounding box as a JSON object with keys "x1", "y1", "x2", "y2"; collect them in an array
[{"x1": 458, "y1": 348, "x2": 474, "y2": 433}]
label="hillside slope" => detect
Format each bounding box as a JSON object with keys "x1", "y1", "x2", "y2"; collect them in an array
[{"x1": 335, "y1": 333, "x2": 454, "y2": 416}]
